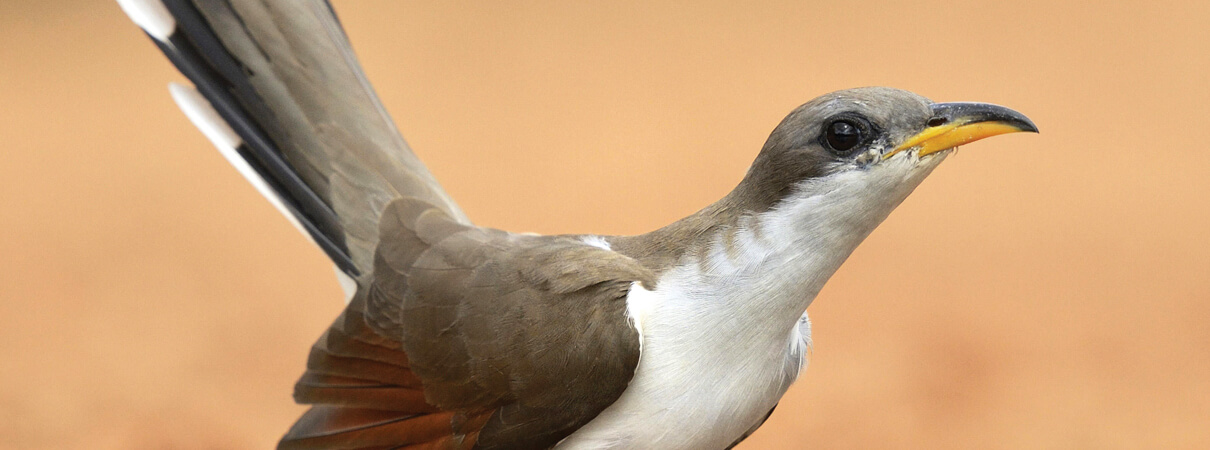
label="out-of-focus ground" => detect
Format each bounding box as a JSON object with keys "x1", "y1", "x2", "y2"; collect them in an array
[{"x1": 2, "y1": 1, "x2": 1208, "y2": 448}]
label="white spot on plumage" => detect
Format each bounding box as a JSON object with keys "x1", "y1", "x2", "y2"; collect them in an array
[
  {"x1": 334, "y1": 266, "x2": 357, "y2": 305},
  {"x1": 116, "y1": 0, "x2": 175, "y2": 42},
  {"x1": 580, "y1": 235, "x2": 612, "y2": 251},
  {"x1": 625, "y1": 281, "x2": 656, "y2": 345},
  {"x1": 787, "y1": 312, "x2": 813, "y2": 377},
  {"x1": 168, "y1": 82, "x2": 312, "y2": 242},
  {"x1": 169, "y1": 83, "x2": 240, "y2": 149}
]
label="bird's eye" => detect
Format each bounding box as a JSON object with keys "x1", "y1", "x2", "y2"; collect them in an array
[{"x1": 825, "y1": 119, "x2": 863, "y2": 153}]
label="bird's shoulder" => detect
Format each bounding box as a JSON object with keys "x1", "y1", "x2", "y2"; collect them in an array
[{"x1": 282, "y1": 197, "x2": 654, "y2": 449}]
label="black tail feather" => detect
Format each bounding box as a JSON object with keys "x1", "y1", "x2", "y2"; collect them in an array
[{"x1": 151, "y1": 0, "x2": 357, "y2": 274}]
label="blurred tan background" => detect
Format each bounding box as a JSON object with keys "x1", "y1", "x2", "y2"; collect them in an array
[{"x1": 2, "y1": 0, "x2": 1208, "y2": 448}]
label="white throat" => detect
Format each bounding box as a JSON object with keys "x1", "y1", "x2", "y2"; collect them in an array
[{"x1": 559, "y1": 153, "x2": 946, "y2": 449}]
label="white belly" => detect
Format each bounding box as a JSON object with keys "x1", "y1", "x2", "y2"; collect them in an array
[{"x1": 556, "y1": 282, "x2": 813, "y2": 450}]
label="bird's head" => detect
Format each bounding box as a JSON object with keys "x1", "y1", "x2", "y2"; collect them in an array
[{"x1": 737, "y1": 87, "x2": 1037, "y2": 216}]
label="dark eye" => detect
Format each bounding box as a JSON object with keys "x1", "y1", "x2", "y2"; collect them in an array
[{"x1": 825, "y1": 119, "x2": 863, "y2": 152}]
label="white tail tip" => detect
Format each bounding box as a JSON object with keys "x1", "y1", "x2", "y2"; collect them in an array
[
  {"x1": 168, "y1": 82, "x2": 242, "y2": 150},
  {"x1": 168, "y1": 82, "x2": 312, "y2": 242},
  {"x1": 334, "y1": 267, "x2": 358, "y2": 304},
  {"x1": 116, "y1": 0, "x2": 176, "y2": 42}
]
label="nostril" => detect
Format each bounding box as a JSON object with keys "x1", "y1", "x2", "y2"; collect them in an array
[{"x1": 927, "y1": 117, "x2": 948, "y2": 127}]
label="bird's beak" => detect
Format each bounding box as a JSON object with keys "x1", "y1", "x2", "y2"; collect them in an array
[{"x1": 883, "y1": 102, "x2": 1038, "y2": 160}]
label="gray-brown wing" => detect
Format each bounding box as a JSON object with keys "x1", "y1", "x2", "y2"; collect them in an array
[
  {"x1": 281, "y1": 198, "x2": 653, "y2": 450},
  {"x1": 125, "y1": 0, "x2": 467, "y2": 278},
  {"x1": 121, "y1": 2, "x2": 648, "y2": 447}
]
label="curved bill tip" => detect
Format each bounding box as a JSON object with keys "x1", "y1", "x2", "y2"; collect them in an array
[
  {"x1": 887, "y1": 102, "x2": 1038, "y2": 159},
  {"x1": 931, "y1": 102, "x2": 1038, "y2": 134}
]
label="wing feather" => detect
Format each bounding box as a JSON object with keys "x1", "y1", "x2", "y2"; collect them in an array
[
  {"x1": 119, "y1": 2, "x2": 655, "y2": 447},
  {"x1": 286, "y1": 199, "x2": 651, "y2": 449}
]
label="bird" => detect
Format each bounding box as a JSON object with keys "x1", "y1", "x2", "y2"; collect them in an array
[{"x1": 117, "y1": 1, "x2": 1037, "y2": 449}]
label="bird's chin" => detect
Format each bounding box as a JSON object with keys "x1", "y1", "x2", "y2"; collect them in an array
[
  {"x1": 921, "y1": 147, "x2": 955, "y2": 161},
  {"x1": 879, "y1": 146, "x2": 952, "y2": 168},
  {"x1": 915, "y1": 148, "x2": 951, "y2": 172}
]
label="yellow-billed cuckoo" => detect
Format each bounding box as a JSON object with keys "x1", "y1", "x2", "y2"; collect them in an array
[{"x1": 118, "y1": 1, "x2": 1038, "y2": 448}]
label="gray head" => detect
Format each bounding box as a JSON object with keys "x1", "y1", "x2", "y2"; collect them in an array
[
  {"x1": 733, "y1": 87, "x2": 1037, "y2": 211},
  {"x1": 612, "y1": 87, "x2": 1035, "y2": 271}
]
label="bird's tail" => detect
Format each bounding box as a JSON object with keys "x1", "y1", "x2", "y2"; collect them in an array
[
  {"x1": 117, "y1": 0, "x2": 469, "y2": 287},
  {"x1": 280, "y1": 294, "x2": 493, "y2": 449}
]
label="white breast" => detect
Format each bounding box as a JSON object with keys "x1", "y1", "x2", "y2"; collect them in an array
[
  {"x1": 557, "y1": 278, "x2": 812, "y2": 450},
  {"x1": 558, "y1": 153, "x2": 944, "y2": 449}
]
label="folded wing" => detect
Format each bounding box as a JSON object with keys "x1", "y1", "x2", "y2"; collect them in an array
[
  {"x1": 118, "y1": 1, "x2": 652, "y2": 447},
  {"x1": 284, "y1": 199, "x2": 651, "y2": 449}
]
